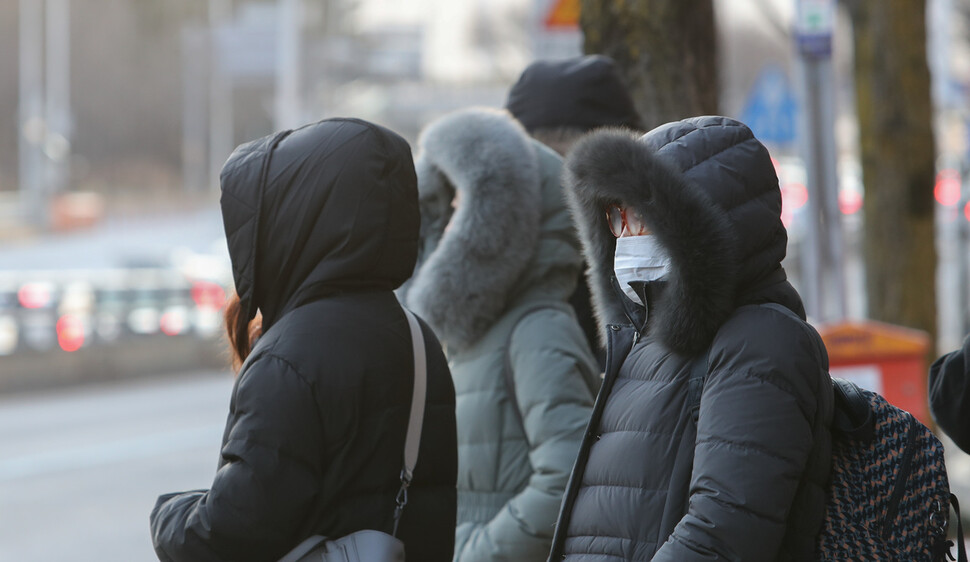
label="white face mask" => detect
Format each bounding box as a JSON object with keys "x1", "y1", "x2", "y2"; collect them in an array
[{"x1": 613, "y1": 235, "x2": 671, "y2": 304}]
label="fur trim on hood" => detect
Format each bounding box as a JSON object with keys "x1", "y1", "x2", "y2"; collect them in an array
[
  {"x1": 405, "y1": 108, "x2": 542, "y2": 349},
  {"x1": 564, "y1": 128, "x2": 739, "y2": 356}
]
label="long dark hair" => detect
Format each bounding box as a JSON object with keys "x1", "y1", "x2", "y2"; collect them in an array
[{"x1": 224, "y1": 291, "x2": 263, "y2": 373}]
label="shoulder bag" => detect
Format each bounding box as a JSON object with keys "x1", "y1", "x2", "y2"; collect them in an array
[{"x1": 277, "y1": 307, "x2": 428, "y2": 562}]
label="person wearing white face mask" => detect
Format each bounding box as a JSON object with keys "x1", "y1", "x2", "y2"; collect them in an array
[
  {"x1": 549, "y1": 117, "x2": 833, "y2": 561},
  {"x1": 609, "y1": 204, "x2": 671, "y2": 306}
]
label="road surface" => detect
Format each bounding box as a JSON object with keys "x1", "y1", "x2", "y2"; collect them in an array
[
  {"x1": 0, "y1": 370, "x2": 234, "y2": 561},
  {"x1": 2, "y1": 367, "x2": 970, "y2": 560}
]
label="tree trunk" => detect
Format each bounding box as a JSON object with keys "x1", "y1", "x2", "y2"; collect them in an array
[
  {"x1": 847, "y1": 0, "x2": 938, "y2": 349},
  {"x1": 579, "y1": 0, "x2": 718, "y2": 130}
]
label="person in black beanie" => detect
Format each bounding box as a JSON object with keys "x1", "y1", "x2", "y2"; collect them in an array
[
  {"x1": 505, "y1": 55, "x2": 643, "y2": 366},
  {"x1": 929, "y1": 336, "x2": 970, "y2": 454},
  {"x1": 506, "y1": 55, "x2": 643, "y2": 154}
]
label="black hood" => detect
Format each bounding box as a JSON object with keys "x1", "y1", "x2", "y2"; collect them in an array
[
  {"x1": 564, "y1": 115, "x2": 802, "y2": 355},
  {"x1": 220, "y1": 118, "x2": 419, "y2": 333}
]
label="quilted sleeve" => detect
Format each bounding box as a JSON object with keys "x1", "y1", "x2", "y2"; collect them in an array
[
  {"x1": 454, "y1": 308, "x2": 598, "y2": 561},
  {"x1": 653, "y1": 306, "x2": 829, "y2": 561},
  {"x1": 150, "y1": 355, "x2": 325, "y2": 562},
  {"x1": 929, "y1": 335, "x2": 970, "y2": 454}
]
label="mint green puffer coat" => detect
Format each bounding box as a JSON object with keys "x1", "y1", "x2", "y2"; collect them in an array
[{"x1": 403, "y1": 108, "x2": 600, "y2": 561}]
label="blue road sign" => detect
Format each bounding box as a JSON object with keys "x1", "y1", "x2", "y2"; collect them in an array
[{"x1": 739, "y1": 65, "x2": 799, "y2": 147}]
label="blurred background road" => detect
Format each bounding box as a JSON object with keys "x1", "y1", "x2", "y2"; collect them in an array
[{"x1": 0, "y1": 370, "x2": 233, "y2": 562}]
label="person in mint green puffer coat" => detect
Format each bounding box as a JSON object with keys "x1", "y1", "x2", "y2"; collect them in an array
[{"x1": 400, "y1": 107, "x2": 600, "y2": 562}]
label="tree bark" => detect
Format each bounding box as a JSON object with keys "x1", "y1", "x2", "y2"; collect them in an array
[
  {"x1": 847, "y1": 0, "x2": 938, "y2": 349},
  {"x1": 579, "y1": 0, "x2": 718, "y2": 130}
]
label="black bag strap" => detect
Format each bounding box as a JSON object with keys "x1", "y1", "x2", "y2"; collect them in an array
[
  {"x1": 950, "y1": 494, "x2": 968, "y2": 562},
  {"x1": 831, "y1": 377, "x2": 876, "y2": 442}
]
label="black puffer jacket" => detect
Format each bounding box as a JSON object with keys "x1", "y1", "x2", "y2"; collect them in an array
[
  {"x1": 550, "y1": 117, "x2": 833, "y2": 561},
  {"x1": 150, "y1": 119, "x2": 458, "y2": 561},
  {"x1": 929, "y1": 335, "x2": 970, "y2": 454}
]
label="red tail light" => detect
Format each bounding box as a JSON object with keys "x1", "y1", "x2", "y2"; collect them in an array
[
  {"x1": 56, "y1": 314, "x2": 85, "y2": 352},
  {"x1": 18, "y1": 283, "x2": 53, "y2": 309},
  {"x1": 191, "y1": 281, "x2": 227, "y2": 310}
]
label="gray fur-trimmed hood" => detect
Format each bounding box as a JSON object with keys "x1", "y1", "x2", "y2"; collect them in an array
[
  {"x1": 404, "y1": 107, "x2": 570, "y2": 349},
  {"x1": 564, "y1": 116, "x2": 792, "y2": 356}
]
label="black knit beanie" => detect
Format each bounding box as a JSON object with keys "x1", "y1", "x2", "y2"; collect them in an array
[{"x1": 505, "y1": 55, "x2": 642, "y2": 133}]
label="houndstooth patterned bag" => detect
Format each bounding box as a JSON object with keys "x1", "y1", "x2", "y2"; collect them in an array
[
  {"x1": 817, "y1": 378, "x2": 966, "y2": 561},
  {"x1": 687, "y1": 304, "x2": 967, "y2": 560}
]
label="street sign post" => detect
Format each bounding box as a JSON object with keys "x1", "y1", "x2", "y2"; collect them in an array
[
  {"x1": 795, "y1": 0, "x2": 834, "y2": 57},
  {"x1": 794, "y1": 0, "x2": 845, "y2": 323}
]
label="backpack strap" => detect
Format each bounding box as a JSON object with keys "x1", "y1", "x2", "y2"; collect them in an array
[
  {"x1": 831, "y1": 377, "x2": 876, "y2": 442},
  {"x1": 950, "y1": 494, "x2": 968, "y2": 562}
]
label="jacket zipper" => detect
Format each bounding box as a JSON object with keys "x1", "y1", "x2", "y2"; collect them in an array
[{"x1": 550, "y1": 324, "x2": 631, "y2": 559}]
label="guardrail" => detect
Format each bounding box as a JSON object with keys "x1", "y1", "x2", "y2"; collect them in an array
[
  {"x1": 0, "y1": 267, "x2": 233, "y2": 392},
  {"x1": 0, "y1": 334, "x2": 229, "y2": 393}
]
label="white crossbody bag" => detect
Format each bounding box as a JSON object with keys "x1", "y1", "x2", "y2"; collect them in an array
[{"x1": 278, "y1": 308, "x2": 427, "y2": 562}]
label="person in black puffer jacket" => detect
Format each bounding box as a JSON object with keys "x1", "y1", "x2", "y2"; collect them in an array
[
  {"x1": 549, "y1": 116, "x2": 833, "y2": 561},
  {"x1": 150, "y1": 118, "x2": 458, "y2": 562},
  {"x1": 929, "y1": 335, "x2": 970, "y2": 454}
]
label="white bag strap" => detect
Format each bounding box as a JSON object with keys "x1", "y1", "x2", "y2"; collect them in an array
[
  {"x1": 401, "y1": 307, "x2": 427, "y2": 480},
  {"x1": 279, "y1": 309, "x2": 428, "y2": 560},
  {"x1": 393, "y1": 307, "x2": 427, "y2": 537},
  {"x1": 277, "y1": 535, "x2": 329, "y2": 562}
]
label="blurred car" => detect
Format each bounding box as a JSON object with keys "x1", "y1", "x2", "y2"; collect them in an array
[{"x1": 0, "y1": 264, "x2": 231, "y2": 355}]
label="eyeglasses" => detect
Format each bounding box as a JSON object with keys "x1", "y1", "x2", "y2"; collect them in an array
[{"x1": 605, "y1": 204, "x2": 648, "y2": 237}]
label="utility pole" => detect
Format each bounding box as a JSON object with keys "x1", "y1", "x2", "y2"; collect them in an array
[
  {"x1": 929, "y1": 0, "x2": 967, "y2": 344},
  {"x1": 45, "y1": 0, "x2": 71, "y2": 196},
  {"x1": 19, "y1": 0, "x2": 46, "y2": 225},
  {"x1": 209, "y1": 0, "x2": 234, "y2": 190},
  {"x1": 181, "y1": 27, "x2": 210, "y2": 193},
  {"x1": 275, "y1": 0, "x2": 303, "y2": 131},
  {"x1": 794, "y1": 0, "x2": 846, "y2": 322}
]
